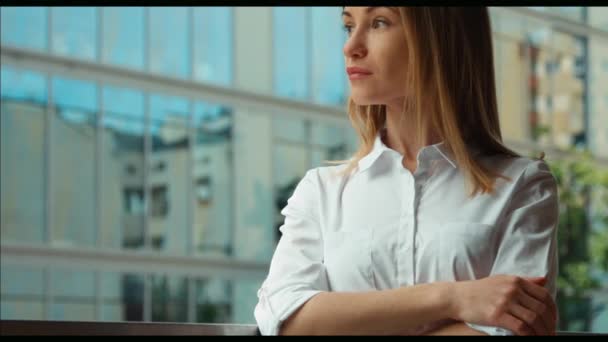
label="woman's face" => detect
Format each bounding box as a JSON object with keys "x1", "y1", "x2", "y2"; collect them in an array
[{"x1": 342, "y1": 7, "x2": 409, "y2": 106}]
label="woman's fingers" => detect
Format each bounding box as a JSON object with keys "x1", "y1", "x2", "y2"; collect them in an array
[
  {"x1": 494, "y1": 312, "x2": 533, "y2": 336},
  {"x1": 518, "y1": 289, "x2": 555, "y2": 335},
  {"x1": 519, "y1": 278, "x2": 557, "y2": 325},
  {"x1": 509, "y1": 302, "x2": 546, "y2": 335}
]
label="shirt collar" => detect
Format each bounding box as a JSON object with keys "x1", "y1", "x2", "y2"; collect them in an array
[{"x1": 356, "y1": 129, "x2": 458, "y2": 174}]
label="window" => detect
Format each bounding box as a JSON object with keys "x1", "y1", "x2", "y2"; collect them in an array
[
  {"x1": 150, "y1": 185, "x2": 169, "y2": 218},
  {"x1": 124, "y1": 188, "x2": 145, "y2": 215},
  {"x1": 51, "y1": 7, "x2": 97, "y2": 61},
  {"x1": 193, "y1": 7, "x2": 233, "y2": 86},
  {"x1": 1, "y1": 7, "x2": 47, "y2": 51},
  {"x1": 102, "y1": 85, "x2": 145, "y2": 249},
  {"x1": 273, "y1": 7, "x2": 310, "y2": 100},
  {"x1": 149, "y1": 7, "x2": 189, "y2": 78},
  {"x1": 196, "y1": 177, "x2": 212, "y2": 205},
  {"x1": 51, "y1": 76, "x2": 97, "y2": 247},
  {"x1": 311, "y1": 7, "x2": 348, "y2": 105},
  {"x1": 0, "y1": 67, "x2": 47, "y2": 243},
  {"x1": 102, "y1": 7, "x2": 145, "y2": 70}
]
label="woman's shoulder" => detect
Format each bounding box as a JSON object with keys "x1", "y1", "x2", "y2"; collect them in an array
[
  {"x1": 481, "y1": 153, "x2": 553, "y2": 179},
  {"x1": 298, "y1": 162, "x2": 354, "y2": 190},
  {"x1": 480, "y1": 153, "x2": 556, "y2": 192}
]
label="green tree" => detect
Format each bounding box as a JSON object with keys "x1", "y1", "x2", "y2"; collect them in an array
[{"x1": 544, "y1": 150, "x2": 608, "y2": 331}]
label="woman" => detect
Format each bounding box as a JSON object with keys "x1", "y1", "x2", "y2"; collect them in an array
[{"x1": 254, "y1": 7, "x2": 558, "y2": 335}]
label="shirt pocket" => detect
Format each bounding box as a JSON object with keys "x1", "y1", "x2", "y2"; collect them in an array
[
  {"x1": 438, "y1": 221, "x2": 496, "y2": 281},
  {"x1": 323, "y1": 229, "x2": 374, "y2": 291}
]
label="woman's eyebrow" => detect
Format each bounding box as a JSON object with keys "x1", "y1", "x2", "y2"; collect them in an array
[{"x1": 342, "y1": 7, "x2": 398, "y2": 18}]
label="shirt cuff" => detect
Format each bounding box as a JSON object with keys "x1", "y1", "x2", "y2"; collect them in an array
[
  {"x1": 255, "y1": 289, "x2": 324, "y2": 335},
  {"x1": 466, "y1": 322, "x2": 514, "y2": 335}
]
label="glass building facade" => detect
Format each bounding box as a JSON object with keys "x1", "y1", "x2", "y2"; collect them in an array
[{"x1": 0, "y1": 6, "x2": 606, "y2": 332}]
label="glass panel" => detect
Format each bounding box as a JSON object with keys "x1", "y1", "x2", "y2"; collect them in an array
[
  {"x1": 0, "y1": 266, "x2": 44, "y2": 297},
  {"x1": 101, "y1": 303, "x2": 123, "y2": 321},
  {"x1": 122, "y1": 273, "x2": 145, "y2": 321},
  {"x1": 527, "y1": 7, "x2": 586, "y2": 22},
  {"x1": 273, "y1": 144, "x2": 308, "y2": 243},
  {"x1": 101, "y1": 86, "x2": 145, "y2": 249},
  {"x1": 232, "y1": 111, "x2": 274, "y2": 262},
  {"x1": 587, "y1": 33, "x2": 608, "y2": 158},
  {"x1": 272, "y1": 115, "x2": 308, "y2": 144},
  {"x1": 192, "y1": 102, "x2": 234, "y2": 257},
  {"x1": 49, "y1": 302, "x2": 96, "y2": 321},
  {"x1": 149, "y1": 94, "x2": 190, "y2": 253},
  {"x1": 1, "y1": 67, "x2": 46, "y2": 243},
  {"x1": 0, "y1": 7, "x2": 47, "y2": 51},
  {"x1": 0, "y1": 66, "x2": 47, "y2": 103},
  {"x1": 149, "y1": 7, "x2": 190, "y2": 78},
  {"x1": 150, "y1": 275, "x2": 188, "y2": 322},
  {"x1": 0, "y1": 300, "x2": 45, "y2": 320},
  {"x1": 232, "y1": 278, "x2": 266, "y2": 324},
  {"x1": 50, "y1": 77, "x2": 97, "y2": 247},
  {"x1": 193, "y1": 7, "x2": 233, "y2": 86},
  {"x1": 273, "y1": 7, "x2": 310, "y2": 100},
  {"x1": 311, "y1": 7, "x2": 347, "y2": 106},
  {"x1": 194, "y1": 277, "x2": 232, "y2": 323},
  {"x1": 311, "y1": 121, "x2": 346, "y2": 147},
  {"x1": 102, "y1": 7, "x2": 145, "y2": 70},
  {"x1": 100, "y1": 272, "x2": 125, "y2": 321},
  {"x1": 588, "y1": 6, "x2": 608, "y2": 31},
  {"x1": 50, "y1": 270, "x2": 95, "y2": 298},
  {"x1": 51, "y1": 7, "x2": 97, "y2": 60}
]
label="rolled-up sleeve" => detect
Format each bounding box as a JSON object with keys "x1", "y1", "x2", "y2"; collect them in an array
[
  {"x1": 467, "y1": 160, "x2": 559, "y2": 335},
  {"x1": 254, "y1": 169, "x2": 329, "y2": 335}
]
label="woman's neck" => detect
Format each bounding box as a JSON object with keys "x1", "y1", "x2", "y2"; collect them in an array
[{"x1": 383, "y1": 101, "x2": 441, "y2": 164}]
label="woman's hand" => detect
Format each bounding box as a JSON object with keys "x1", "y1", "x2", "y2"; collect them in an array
[{"x1": 449, "y1": 275, "x2": 557, "y2": 335}]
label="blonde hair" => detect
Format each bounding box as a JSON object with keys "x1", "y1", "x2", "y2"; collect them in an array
[{"x1": 331, "y1": 7, "x2": 520, "y2": 196}]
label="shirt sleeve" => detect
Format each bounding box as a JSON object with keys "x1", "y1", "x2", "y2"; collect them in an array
[
  {"x1": 466, "y1": 159, "x2": 559, "y2": 336},
  {"x1": 254, "y1": 169, "x2": 329, "y2": 335}
]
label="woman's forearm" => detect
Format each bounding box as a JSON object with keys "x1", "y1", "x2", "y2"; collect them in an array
[{"x1": 279, "y1": 282, "x2": 455, "y2": 335}]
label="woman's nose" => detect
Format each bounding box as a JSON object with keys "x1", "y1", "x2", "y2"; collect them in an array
[{"x1": 343, "y1": 33, "x2": 367, "y2": 59}]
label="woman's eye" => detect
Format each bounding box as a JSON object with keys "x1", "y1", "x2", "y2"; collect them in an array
[
  {"x1": 343, "y1": 24, "x2": 353, "y2": 35},
  {"x1": 372, "y1": 19, "x2": 388, "y2": 29}
]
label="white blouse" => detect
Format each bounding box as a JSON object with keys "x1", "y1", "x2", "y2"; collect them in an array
[{"x1": 254, "y1": 130, "x2": 559, "y2": 335}]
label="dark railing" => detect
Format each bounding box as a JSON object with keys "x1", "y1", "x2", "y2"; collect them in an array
[
  {"x1": 0, "y1": 320, "x2": 259, "y2": 336},
  {"x1": 1, "y1": 320, "x2": 606, "y2": 336}
]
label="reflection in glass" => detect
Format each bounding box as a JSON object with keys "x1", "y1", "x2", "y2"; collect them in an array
[
  {"x1": 272, "y1": 115, "x2": 308, "y2": 144},
  {"x1": 587, "y1": 33, "x2": 608, "y2": 158},
  {"x1": 273, "y1": 144, "x2": 308, "y2": 242},
  {"x1": 100, "y1": 272, "x2": 124, "y2": 321},
  {"x1": 273, "y1": 7, "x2": 310, "y2": 100},
  {"x1": 149, "y1": 94, "x2": 189, "y2": 254},
  {"x1": 102, "y1": 7, "x2": 145, "y2": 70},
  {"x1": 49, "y1": 269, "x2": 96, "y2": 321},
  {"x1": 0, "y1": 7, "x2": 47, "y2": 51},
  {"x1": 312, "y1": 7, "x2": 347, "y2": 106},
  {"x1": 102, "y1": 86, "x2": 145, "y2": 249},
  {"x1": 51, "y1": 77, "x2": 97, "y2": 247},
  {"x1": 51, "y1": 7, "x2": 97, "y2": 60},
  {"x1": 1, "y1": 67, "x2": 46, "y2": 243},
  {"x1": 1, "y1": 266, "x2": 44, "y2": 321},
  {"x1": 122, "y1": 273, "x2": 145, "y2": 321},
  {"x1": 195, "y1": 278, "x2": 232, "y2": 323},
  {"x1": 149, "y1": 7, "x2": 189, "y2": 78},
  {"x1": 193, "y1": 8, "x2": 233, "y2": 86},
  {"x1": 151, "y1": 275, "x2": 188, "y2": 322},
  {"x1": 192, "y1": 103, "x2": 234, "y2": 257}
]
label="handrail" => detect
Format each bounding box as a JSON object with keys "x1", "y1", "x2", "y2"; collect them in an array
[
  {"x1": 0, "y1": 320, "x2": 259, "y2": 336},
  {"x1": 1, "y1": 320, "x2": 606, "y2": 336}
]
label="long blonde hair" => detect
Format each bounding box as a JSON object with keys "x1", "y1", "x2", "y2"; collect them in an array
[{"x1": 333, "y1": 7, "x2": 520, "y2": 196}]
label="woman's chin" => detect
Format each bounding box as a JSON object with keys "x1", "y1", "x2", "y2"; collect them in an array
[{"x1": 349, "y1": 95, "x2": 380, "y2": 106}]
